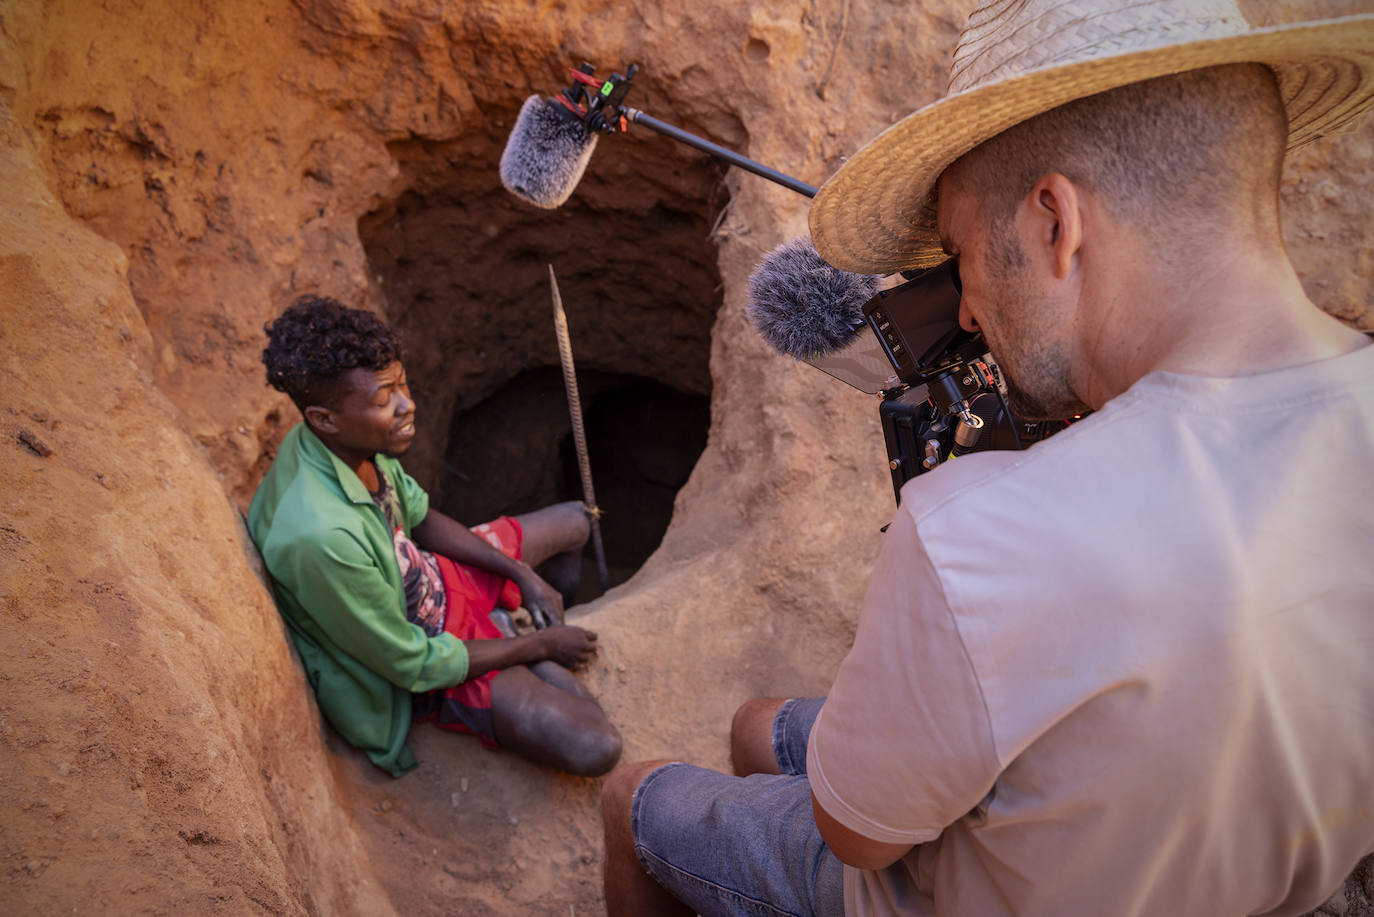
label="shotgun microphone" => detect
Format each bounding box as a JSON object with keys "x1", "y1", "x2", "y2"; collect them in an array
[
  {"x1": 746, "y1": 236, "x2": 881, "y2": 360},
  {"x1": 745, "y1": 237, "x2": 1081, "y2": 500},
  {"x1": 498, "y1": 63, "x2": 818, "y2": 209},
  {"x1": 499, "y1": 95, "x2": 599, "y2": 209}
]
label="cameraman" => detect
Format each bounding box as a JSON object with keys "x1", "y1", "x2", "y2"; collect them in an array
[{"x1": 601, "y1": 1, "x2": 1374, "y2": 915}]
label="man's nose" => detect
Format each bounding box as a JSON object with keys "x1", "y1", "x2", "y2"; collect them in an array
[
  {"x1": 958, "y1": 298, "x2": 981, "y2": 333},
  {"x1": 396, "y1": 391, "x2": 415, "y2": 415}
]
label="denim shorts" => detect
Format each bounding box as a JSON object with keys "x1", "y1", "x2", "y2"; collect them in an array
[{"x1": 630, "y1": 697, "x2": 844, "y2": 917}]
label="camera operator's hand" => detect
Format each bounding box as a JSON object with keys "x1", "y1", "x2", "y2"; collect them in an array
[{"x1": 538, "y1": 625, "x2": 599, "y2": 670}]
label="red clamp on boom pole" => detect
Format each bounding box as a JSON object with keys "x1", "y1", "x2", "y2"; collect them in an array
[
  {"x1": 567, "y1": 68, "x2": 606, "y2": 90},
  {"x1": 555, "y1": 95, "x2": 586, "y2": 117}
]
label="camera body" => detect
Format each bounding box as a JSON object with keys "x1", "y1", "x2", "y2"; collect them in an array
[{"x1": 861, "y1": 261, "x2": 1074, "y2": 503}]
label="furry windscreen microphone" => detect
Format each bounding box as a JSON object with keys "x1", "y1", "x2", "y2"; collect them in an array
[
  {"x1": 499, "y1": 95, "x2": 599, "y2": 209},
  {"x1": 746, "y1": 236, "x2": 882, "y2": 359}
]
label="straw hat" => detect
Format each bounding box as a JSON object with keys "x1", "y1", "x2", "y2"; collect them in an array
[{"x1": 808, "y1": 0, "x2": 1374, "y2": 275}]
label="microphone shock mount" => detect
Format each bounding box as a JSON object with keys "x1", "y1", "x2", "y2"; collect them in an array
[{"x1": 551, "y1": 62, "x2": 819, "y2": 198}]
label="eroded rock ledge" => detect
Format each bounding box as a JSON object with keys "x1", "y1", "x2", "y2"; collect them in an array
[{"x1": 2, "y1": 0, "x2": 1368, "y2": 913}]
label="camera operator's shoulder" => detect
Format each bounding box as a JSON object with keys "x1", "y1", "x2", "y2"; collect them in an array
[
  {"x1": 898, "y1": 447, "x2": 1032, "y2": 527},
  {"x1": 897, "y1": 401, "x2": 1153, "y2": 531}
]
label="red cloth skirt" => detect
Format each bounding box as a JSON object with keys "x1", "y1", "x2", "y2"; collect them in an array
[{"x1": 412, "y1": 516, "x2": 524, "y2": 748}]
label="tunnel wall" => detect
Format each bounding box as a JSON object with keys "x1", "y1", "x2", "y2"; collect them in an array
[
  {"x1": 0, "y1": 117, "x2": 396, "y2": 916},
  {"x1": 2, "y1": 0, "x2": 1371, "y2": 915},
  {"x1": 358, "y1": 132, "x2": 725, "y2": 501}
]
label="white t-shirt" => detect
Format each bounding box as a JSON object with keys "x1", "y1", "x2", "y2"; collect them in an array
[{"x1": 808, "y1": 342, "x2": 1374, "y2": 917}]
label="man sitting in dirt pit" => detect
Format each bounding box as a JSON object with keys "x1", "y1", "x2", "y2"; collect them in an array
[
  {"x1": 600, "y1": 1, "x2": 1374, "y2": 915},
  {"x1": 247, "y1": 295, "x2": 622, "y2": 778}
]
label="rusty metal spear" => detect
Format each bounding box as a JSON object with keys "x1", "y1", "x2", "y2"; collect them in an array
[{"x1": 548, "y1": 265, "x2": 609, "y2": 595}]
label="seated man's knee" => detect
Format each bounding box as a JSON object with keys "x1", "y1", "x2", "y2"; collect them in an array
[
  {"x1": 731, "y1": 698, "x2": 768, "y2": 744},
  {"x1": 731, "y1": 697, "x2": 785, "y2": 776},
  {"x1": 602, "y1": 759, "x2": 668, "y2": 821},
  {"x1": 542, "y1": 696, "x2": 621, "y2": 777},
  {"x1": 568, "y1": 719, "x2": 623, "y2": 777},
  {"x1": 560, "y1": 500, "x2": 591, "y2": 545}
]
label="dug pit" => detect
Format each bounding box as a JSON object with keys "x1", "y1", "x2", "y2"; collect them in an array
[
  {"x1": 9, "y1": 2, "x2": 1371, "y2": 915},
  {"x1": 360, "y1": 128, "x2": 726, "y2": 597}
]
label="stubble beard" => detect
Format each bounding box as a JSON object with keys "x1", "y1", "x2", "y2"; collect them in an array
[
  {"x1": 998, "y1": 340, "x2": 1086, "y2": 421},
  {"x1": 984, "y1": 235, "x2": 1088, "y2": 422}
]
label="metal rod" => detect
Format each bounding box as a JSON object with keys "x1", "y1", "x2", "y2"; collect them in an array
[
  {"x1": 623, "y1": 107, "x2": 818, "y2": 199},
  {"x1": 549, "y1": 265, "x2": 610, "y2": 595}
]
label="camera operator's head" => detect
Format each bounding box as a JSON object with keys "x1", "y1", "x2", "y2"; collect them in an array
[
  {"x1": 938, "y1": 63, "x2": 1287, "y2": 419},
  {"x1": 809, "y1": 0, "x2": 1373, "y2": 419}
]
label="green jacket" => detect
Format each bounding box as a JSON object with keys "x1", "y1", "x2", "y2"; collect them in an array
[{"x1": 247, "y1": 423, "x2": 469, "y2": 776}]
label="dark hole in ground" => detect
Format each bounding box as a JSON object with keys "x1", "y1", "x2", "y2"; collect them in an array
[
  {"x1": 440, "y1": 368, "x2": 709, "y2": 604},
  {"x1": 358, "y1": 97, "x2": 730, "y2": 603}
]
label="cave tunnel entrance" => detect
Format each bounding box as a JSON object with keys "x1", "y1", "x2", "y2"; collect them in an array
[
  {"x1": 441, "y1": 368, "x2": 710, "y2": 602},
  {"x1": 359, "y1": 117, "x2": 727, "y2": 605}
]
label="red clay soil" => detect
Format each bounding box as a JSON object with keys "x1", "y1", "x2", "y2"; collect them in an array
[{"x1": 2, "y1": 0, "x2": 1370, "y2": 914}]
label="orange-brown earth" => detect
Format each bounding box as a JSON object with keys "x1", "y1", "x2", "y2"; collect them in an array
[{"x1": 2, "y1": 0, "x2": 1370, "y2": 914}]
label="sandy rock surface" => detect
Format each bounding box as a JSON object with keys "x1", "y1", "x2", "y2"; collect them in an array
[
  {"x1": 2, "y1": 0, "x2": 1370, "y2": 914},
  {"x1": 0, "y1": 112, "x2": 395, "y2": 914}
]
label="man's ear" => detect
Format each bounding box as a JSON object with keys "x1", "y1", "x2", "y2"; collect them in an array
[
  {"x1": 1027, "y1": 173, "x2": 1083, "y2": 280},
  {"x1": 303, "y1": 404, "x2": 338, "y2": 434}
]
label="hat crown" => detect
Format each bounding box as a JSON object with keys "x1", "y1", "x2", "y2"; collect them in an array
[{"x1": 948, "y1": 0, "x2": 1251, "y2": 94}]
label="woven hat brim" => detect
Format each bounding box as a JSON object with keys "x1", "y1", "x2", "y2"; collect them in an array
[{"x1": 809, "y1": 16, "x2": 1374, "y2": 275}]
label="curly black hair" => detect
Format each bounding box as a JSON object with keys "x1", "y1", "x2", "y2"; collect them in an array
[{"x1": 262, "y1": 295, "x2": 401, "y2": 411}]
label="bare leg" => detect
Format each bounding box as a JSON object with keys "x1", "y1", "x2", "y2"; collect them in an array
[
  {"x1": 513, "y1": 501, "x2": 589, "y2": 604},
  {"x1": 731, "y1": 697, "x2": 788, "y2": 776},
  {"x1": 602, "y1": 760, "x2": 696, "y2": 917},
  {"x1": 489, "y1": 608, "x2": 596, "y2": 700},
  {"x1": 490, "y1": 664, "x2": 621, "y2": 776},
  {"x1": 526, "y1": 658, "x2": 595, "y2": 700}
]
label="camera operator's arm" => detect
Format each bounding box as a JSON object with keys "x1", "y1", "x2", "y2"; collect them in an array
[
  {"x1": 411, "y1": 508, "x2": 565, "y2": 624},
  {"x1": 805, "y1": 505, "x2": 1001, "y2": 869},
  {"x1": 812, "y1": 793, "x2": 914, "y2": 869}
]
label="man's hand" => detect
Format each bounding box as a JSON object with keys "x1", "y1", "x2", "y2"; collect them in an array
[
  {"x1": 538, "y1": 624, "x2": 598, "y2": 669},
  {"x1": 518, "y1": 571, "x2": 566, "y2": 628},
  {"x1": 411, "y1": 510, "x2": 571, "y2": 627},
  {"x1": 462, "y1": 623, "x2": 599, "y2": 680}
]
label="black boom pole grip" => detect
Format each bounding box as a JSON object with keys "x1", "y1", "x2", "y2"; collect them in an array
[{"x1": 624, "y1": 107, "x2": 818, "y2": 199}]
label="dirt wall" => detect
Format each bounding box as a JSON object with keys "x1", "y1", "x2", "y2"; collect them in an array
[
  {"x1": 0, "y1": 112, "x2": 396, "y2": 915},
  {"x1": 2, "y1": 0, "x2": 1370, "y2": 914}
]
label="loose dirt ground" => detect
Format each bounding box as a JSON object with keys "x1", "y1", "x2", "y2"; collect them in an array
[{"x1": 2, "y1": 1, "x2": 1370, "y2": 914}]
